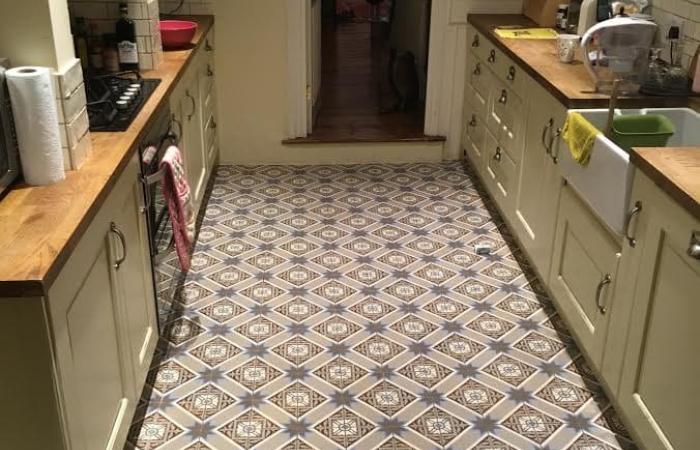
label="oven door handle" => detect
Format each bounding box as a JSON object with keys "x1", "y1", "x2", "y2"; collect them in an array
[{"x1": 142, "y1": 167, "x2": 167, "y2": 186}]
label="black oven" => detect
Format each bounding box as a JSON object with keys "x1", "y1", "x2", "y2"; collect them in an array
[
  {"x1": 0, "y1": 61, "x2": 19, "y2": 198},
  {"x1": 138, "y1": 106, "x2": 184, "y2": 331}
]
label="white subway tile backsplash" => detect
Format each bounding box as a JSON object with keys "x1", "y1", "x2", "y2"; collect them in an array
[
  {"x1": 650, "y1": 0, "x2": 700, "y2": 67},
  {"x1": 159, "y1": 0, "x2": 214, "y2": 16},
  {"x1": 68, "y1": 0, "x2": 163, "y2": 70}
]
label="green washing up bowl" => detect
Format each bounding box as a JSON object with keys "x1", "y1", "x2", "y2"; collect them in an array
[{"x1": 611, "y1": 114, "x2": 676, "y2": 151}]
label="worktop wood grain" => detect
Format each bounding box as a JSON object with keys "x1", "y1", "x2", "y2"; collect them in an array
[
  {"x1": 630, "y1": 148, "x2": 700, "y2": 222},
  {"x1": 467, "y1": 14, "x2": 692, "y2": 109},
  {"x1": 0, "y1": 16, "x2": 214, "y2": 298}
]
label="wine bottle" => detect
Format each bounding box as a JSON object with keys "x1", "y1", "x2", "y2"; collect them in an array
[
  {"x1": 74, "y1": 17, "x2": 89, "y2": 70},
  {"x1": 116, "y1": 3, "x2": 139, "y2": 71}
]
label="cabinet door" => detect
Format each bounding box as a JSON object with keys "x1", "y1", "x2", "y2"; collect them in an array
[
  {"x1": 49, "y1": 215, "x2": 133, "y2": 450},
  {"x1": 617, "y1": 175, "x2": 699, "y2": 450},
  {"x1": 111, "y1": 156, "x2": 158, "y2": 394},
  {"x1": 181, "y1": 70, "x2": 207, "y2": 210},
  {"x1": 513, "y1": 85, "x2": 566, "y2": 277},
  {"x1": 548, "y1": 184, "x2": 621, "y2": 369}
]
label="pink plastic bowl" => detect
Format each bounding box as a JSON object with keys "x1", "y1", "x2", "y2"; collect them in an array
[{"x1": 160, "y1": 20, "x2": 198, "y2": 49}]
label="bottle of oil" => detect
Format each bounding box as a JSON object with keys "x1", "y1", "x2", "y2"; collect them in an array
[{"x1": 116, "y1": 3, "x2": 139, "y2": 71}]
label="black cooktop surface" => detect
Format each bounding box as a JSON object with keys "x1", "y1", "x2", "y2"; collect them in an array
[{"x1": 85, "y1": 71, "x2": 161, "y2": 132}]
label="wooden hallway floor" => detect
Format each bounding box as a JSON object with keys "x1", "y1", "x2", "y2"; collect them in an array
[{"x1": 307, "y1": 20, "x2": 431, "y2": 143}]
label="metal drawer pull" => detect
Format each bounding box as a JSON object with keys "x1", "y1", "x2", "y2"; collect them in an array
[
  {"x1": 207, "y1": 65, "x2": 214, "y2": 77},
  {"x1": 624, "y1": 201, "x2": 643, "y2": 247},
  {"x1": 473, "y1": 63, "x2": 481, "y2": 76},
  {"x1": 488, "y1": 50, "x2": 496, "y2": 63},
  {"x1": 186, "y1": 90, "x2": 196, "y2": 121},
  {"x1": 688, "y1": 231, "x2": 700, "y2": 260},
  {"x1": 541, "y1": 119, "x2": 554, "y2": 154},
  {"x1": 110, "y1": 223, "x2": 127, "y2": 269},
  {"x1": 205, "y1": 40, "x2": 213, "y2": 52},
  {"x1": 211, "y1": 119, "x2": 218, "y2": 129},
  {"x1": 472, "y1": 35, "x2": 480, "y2": 47},
  {"x1": 469, "y1": 115, "x2": 477, "y2": 127},
  {"x1": 550, "y1": 128, "x2": 562, "y2": 164},
  {"x1": 506, "y1": 66, "x2": 516, "y2": 81},
  {"x1": 596, "y1": 274, "x2": 612, "y2": 314},
  {"x1": 498, "y1": 90, "x2": 508, "y2": 105},
  {"x1": 494, "y1": 147, "x2": 502, "y2": 162}
]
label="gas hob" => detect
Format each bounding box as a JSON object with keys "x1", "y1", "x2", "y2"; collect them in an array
[{"x1": 85, "y1": 71, "x2": 161, "y2": 132}]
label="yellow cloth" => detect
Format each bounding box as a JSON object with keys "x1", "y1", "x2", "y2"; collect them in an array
[
  {"x1": 562, "y1": 112, "x2": 599, "y2": 166},
  {"x1": 494, "y1": 28, "x2": 559, "y2": 39}
]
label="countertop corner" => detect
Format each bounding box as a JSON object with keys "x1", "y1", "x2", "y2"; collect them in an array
[{"x1": 630, "y1": 147, "x2": 700, "y2": 221}]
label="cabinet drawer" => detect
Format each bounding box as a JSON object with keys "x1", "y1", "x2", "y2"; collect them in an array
[
  {"x1": 493, "y1": 85, "x2": 526, "y2": 163},
  {"x1": 469, "y1": 29, "x2": 500, "y2": 72},
  {"x1": 463, "y1": 104, "x2": 487, "y2": 170},
  {"x1": 468, "y1": 58, "x2": 490, "y2": 117},
  {"x1": 498, "y1": 60, "x2": 529, "y2": 101},
  {"x1": 484, "y1": 130, "x2": 518, "y2": 204}
]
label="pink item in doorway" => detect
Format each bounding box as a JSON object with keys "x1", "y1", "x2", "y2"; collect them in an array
[{"x1": 160, "y1": 145, "x2": 195, "y2": 272}]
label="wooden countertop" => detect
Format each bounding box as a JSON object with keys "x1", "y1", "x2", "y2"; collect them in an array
[
  {"x1": 630, "y1": 148, "x2": 700, "y2": 221},
  {"x1": 467, "y1": 14, "x2": 691, "y2": 109},
  {"x1": 0, "y1": 15, "x2": 214, "y2": 298}
]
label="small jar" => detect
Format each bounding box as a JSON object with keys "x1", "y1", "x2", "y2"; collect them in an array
[{"x1": 556, "y1": 4, "x2": 569, "y2": 31}]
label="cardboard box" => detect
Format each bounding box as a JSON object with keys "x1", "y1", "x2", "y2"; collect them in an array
[{"x1": 523, "y1": 0, "x2": 564, "y2": 27}]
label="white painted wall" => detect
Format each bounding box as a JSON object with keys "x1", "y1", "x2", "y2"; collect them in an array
[
  {"x1": 0, "y1": 0, "x2": 75, "y2": 69},
  {"x1": 649, "y1": 0, "x2": 700, "y2": 68}
]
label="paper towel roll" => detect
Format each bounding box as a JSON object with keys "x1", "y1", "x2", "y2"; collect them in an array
[{"x1": 6, "y1": 66, "x2": 65, "y2": 185}]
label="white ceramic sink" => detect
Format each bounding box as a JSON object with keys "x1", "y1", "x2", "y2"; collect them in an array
[{"x1": 559, "y1": 108, "x2": 700, "y2": 235}]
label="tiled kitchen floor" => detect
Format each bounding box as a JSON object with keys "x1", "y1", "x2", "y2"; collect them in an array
[{"x1": 128, "y1": 163, "x2": 636, "y2": 450}]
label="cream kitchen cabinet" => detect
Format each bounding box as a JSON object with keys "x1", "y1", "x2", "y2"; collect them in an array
[
  {"x1": 512, "y1": 82, "x2": 566, "y2": 278},
  {"x1": 462, "y1": 44, "x2": 530, "y2": 219},
  {"x1": 172, "y1": 62, "x2": 207, "y2": 212},
  {"x1": 42, "y1": 153, "x2": 157, "y2": 450},
  {"x1": 200, "y1": 28, "x2": 219, "y2": 168},
  {"x1": 548, "y1": 183, "x2": 622, "y2": 370},
  {"x1": 604, "y1": 171, "x2": 699, "y2": 450},
  {"x1": 170, "y1": 26, "x2": 218, "y2": 213}
]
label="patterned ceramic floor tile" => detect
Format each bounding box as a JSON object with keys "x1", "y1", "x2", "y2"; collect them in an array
[{"x1": 128, "y1": 163, "x2": 636, "y2": 450}]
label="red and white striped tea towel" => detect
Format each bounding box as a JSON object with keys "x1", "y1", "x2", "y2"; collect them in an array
[{"x1": 160, "y1": 145, "x2": 195, "y2": 272}]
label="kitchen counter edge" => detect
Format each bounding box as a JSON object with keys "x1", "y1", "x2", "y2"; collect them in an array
[{"x1": 630, "y1": 147, "x2": 700, "y2": 221}]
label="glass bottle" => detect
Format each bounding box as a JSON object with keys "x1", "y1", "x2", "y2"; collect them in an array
[{"x1": 116, "y1": 3, "x2": 139, "y2": 71}]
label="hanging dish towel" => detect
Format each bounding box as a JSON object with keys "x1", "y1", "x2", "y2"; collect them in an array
[
  {"x1": 160, "y1": 145, "x2": 195, "y2": 273},
  {"x1": 562, "y1": 112, "x2": 599, "y2": 166}
]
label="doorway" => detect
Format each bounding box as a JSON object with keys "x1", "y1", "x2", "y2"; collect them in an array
[{"x1": 308, "y1": 0, "x2": 433, "y2": 142}]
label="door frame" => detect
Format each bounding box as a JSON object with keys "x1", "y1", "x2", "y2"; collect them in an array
[
  {"x1": 286, "y1": 0, "x2": 312, "y2": 138},
  {"x1": 286, "y1": 0, "x2": 447, "y2": 139}
]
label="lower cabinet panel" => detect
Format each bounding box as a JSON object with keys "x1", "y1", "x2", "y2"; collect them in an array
[
  {"x1": 548, "y1": 184, "x2": 620, "y2": 369},
  {"x1": 617, "y1": 177, "x2": 700, "y2": 450},
  {"x1": 51, "y1": 232, "x2": 132, "y2": 450}
]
